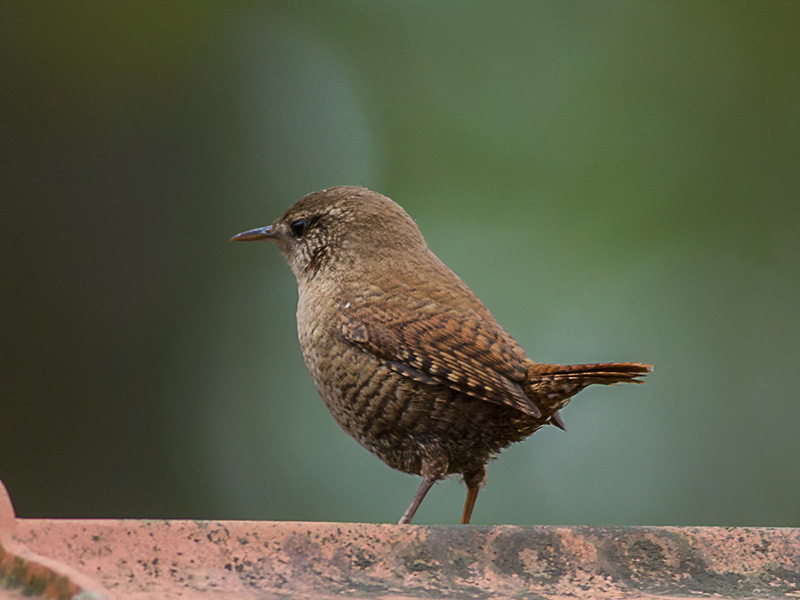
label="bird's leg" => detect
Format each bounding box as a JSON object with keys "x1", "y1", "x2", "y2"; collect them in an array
[
  {"x1": 461, "y1": 466, "x2": 486, "y2": 524},
  {"x1": 398, "y1": 476, "x2": 437, "y2": 524},
  {"x1": 399, "y1": 454, "x2": 448, "y2": 524}
]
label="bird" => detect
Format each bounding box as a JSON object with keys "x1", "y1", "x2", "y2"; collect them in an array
[{"x1": 231, "y1": 186, "x2": 651, "y2": 524}]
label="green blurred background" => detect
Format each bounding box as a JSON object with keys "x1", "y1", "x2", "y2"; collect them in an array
[{"x1": 2, "y1": 2, "x2": 799, "y2": 526}]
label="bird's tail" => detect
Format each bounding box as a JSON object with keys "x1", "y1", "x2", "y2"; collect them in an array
[
  {"x1": 524, "y1": 362, "x2": 652, "y2": 428},
  {"x1": 528, "y1": 362, "x2": 652, "y2": 387}
]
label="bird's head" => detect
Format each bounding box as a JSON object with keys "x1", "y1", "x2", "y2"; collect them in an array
[{"x1": 231, "y1": 186, "x2": 427, "y2": 284}]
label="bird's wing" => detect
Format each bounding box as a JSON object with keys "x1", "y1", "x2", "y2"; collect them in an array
[{"x1": 339, "y1": 295, "x2": 541, "y2": 418}]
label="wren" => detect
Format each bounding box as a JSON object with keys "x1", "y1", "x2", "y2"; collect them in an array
[{"x1": 232, "y1": 186, "x2": 651, "y2": 524}]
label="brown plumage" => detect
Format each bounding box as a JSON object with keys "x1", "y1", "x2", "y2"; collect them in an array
[{"x1": 232, "y1": 186, "x2": 651, "y2": 524}]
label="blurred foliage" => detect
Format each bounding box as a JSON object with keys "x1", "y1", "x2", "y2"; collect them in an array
[{"x1": 1, "y1": 1, "x2": 799, "y2": 526}]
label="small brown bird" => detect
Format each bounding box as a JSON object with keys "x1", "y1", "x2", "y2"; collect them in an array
[{"x1": 232, "y1": 186, "x2": 650, "y2": 524}]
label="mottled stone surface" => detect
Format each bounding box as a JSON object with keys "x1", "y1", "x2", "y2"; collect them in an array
[
  {"x1": 6, "y1": 519, "x2": 800, "y2": 599},
  {"x1": 2, "y1": 481, "x2": 799, "y2": 600},
  {"x1": 1, "y1": 480, "x2": 103, "y2": 599}
]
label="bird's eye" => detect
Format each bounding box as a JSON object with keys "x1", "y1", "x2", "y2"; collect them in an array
[{"x1": 290, "y1": 218, "x2": 308, "y2": 238}]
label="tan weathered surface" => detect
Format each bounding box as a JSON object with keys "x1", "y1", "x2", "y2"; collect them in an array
[
  {"x1": 1, "y1": 480, "x2": 105, "y2": 599},
  {"x1": 6, "y1": 519, "x2": 800, "y2": 599},
  {"x1": 2, "y1": 481, "x2": 799, "y2": 599}
]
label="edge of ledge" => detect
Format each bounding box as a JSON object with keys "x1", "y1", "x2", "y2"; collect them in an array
[{"x1": 3, "y1": 481, "x2": 800, "y2": 600}]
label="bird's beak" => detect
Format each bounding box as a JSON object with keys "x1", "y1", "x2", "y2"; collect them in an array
[{"x1": 230, "y1": 225, "x2": 275, "y2": 242}]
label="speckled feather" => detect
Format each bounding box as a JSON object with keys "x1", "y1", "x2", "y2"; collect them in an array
[{"x1": 339, "y1": 293, "x2": 541, "y2": 418}]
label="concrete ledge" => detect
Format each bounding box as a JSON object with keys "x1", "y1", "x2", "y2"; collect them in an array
[{"x1": 2, "y1": 482, "x2": 799, "y2": 599}]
